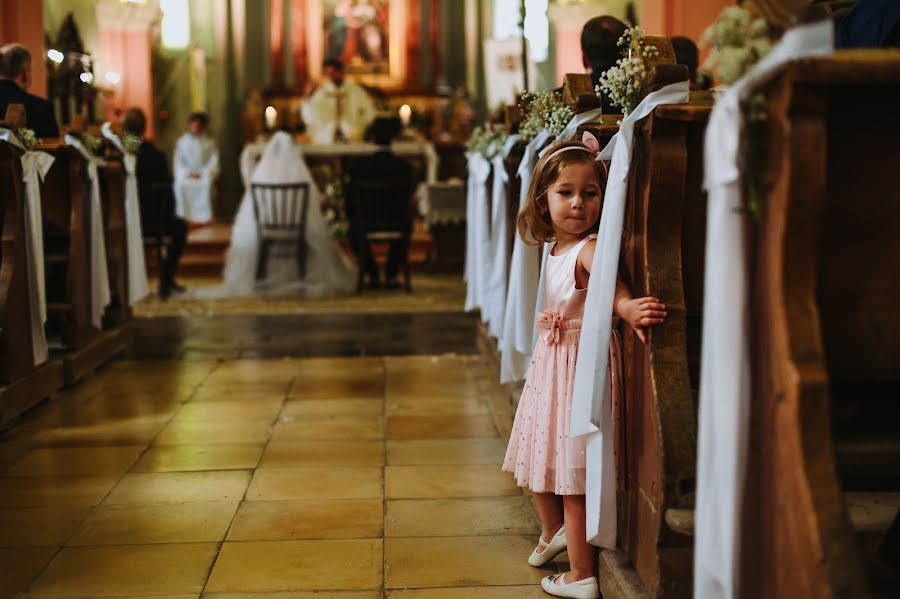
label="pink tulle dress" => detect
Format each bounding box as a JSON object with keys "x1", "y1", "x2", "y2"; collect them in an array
[{"x1": 502, "y1": 233, "x2": 622, "y2": 495}]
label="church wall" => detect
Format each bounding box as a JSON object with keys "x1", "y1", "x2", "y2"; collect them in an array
[{"x1": 1, "y1": 0, "x2": 49, "y2": 98}]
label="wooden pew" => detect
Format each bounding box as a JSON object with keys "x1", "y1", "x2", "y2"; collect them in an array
[
  {"x1": 97, "y1": 157, "x2": 131, "y2": 326},
  {"x1": 0, "y1": 111, "x2": 64, "y2": 424},
  {"x1": 37, "y1": 140, "x2": 128, "y2": 384},
  {"x1": 743, "y1": 51, "x2": 900, "y2": 599}
]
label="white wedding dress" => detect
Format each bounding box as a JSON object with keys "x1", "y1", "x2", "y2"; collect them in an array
[{"x1": 200, "y1": 132, "x2": 356, "y2": 298}]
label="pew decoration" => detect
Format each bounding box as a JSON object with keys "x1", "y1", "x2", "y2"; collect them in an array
[
  {"x1": 595, "y1": 27, "x2": 661, "y2": 115},
  {"x1": 694, "y1": 19, "x2": 833, "y2": 598},
  {"x1": 83, "y1": 133, "x2": 106, "y2": 158},
  {"x1": 64, "y1": 133, "x2": 112, "y2": 327},
  {"x1": 101, "y1": 122, "x2": 150, "y2": 304},
  {"x1": 16, "y1": 127, "x2": 37, "y2": 152},
  {"x1": 518, "y1": 91, "x2": 574, "y2": 142},
  {"x1": 464, "y1": 122, "x2": 507, "y2": 159},
  {"x1": 0, "y1": 124, "x2": 55, "y2": 366}
]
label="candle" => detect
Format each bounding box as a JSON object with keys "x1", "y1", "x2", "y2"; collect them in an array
[
  {"x1": 399, "y1": 104, "x2": 412, "y2": 127},
  {"x1": 265, "y1": 105, "x2": 277, "y2": 130}
]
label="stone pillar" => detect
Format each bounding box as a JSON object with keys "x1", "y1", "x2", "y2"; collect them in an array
[
  {"x1": 0, "y1": 0, "x2": 49, "y2": 98},
  {"x1": 95, "y1": 0, "x2": 160, "y2": 138}
]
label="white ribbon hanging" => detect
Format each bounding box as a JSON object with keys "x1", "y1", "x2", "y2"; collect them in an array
[
  {"x1": 65, "y1": 134, "x2": 111, "y2": 329},
  {"x1": 569, "y1": 81, "x2": 691, "y2": 548},
  {"x1": 485, "y1": 134, "x2": 520, "y2": 341},
  {"x1": 499, "y1": 129, "x2": 552, "y2": 383},
  {"x1": 463, "y1": 152, "x2": 492, "y2": 313},
  {"x1": 555, "y1": 107, "x2": 605, "y2": 143},
  {"x1": 694, "y1": 22, "x2": 833, "y2": 599},
  {"x1": 101, "y1": 123, "x2": 150, "y2": 305},
  {"x1": 0, "y1": 129, "x2": 54, "y2": 366}
]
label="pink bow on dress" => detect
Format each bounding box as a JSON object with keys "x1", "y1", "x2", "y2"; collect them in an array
[{"x1": 535, "y1": 310, "x2": 564, "y2": 345}]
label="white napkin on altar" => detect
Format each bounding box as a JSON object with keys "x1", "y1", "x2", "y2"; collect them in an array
[
  {"x1": 101, "y1": 123, "x2": 149, "y2": 305},
  {"x1": 499, "y1": 129, "x2": 552, "y2": 383},
  {"x1": 694, "y1": 21, "x2": 833, "y2": 599},
  {"x1": 569, "y1": 81, "x2": 691, "y2": 548},
  {"x1": 0, "y1": 129, "x2": 53, "y2": 365},
  {"x1": 485, "y1": 134, "x2": 520, "y2": 341},
  {"x1": 65, "y1": 134, "x2": 111, "y2": 329},
  {"x1": 464, "y1": 152, "x2": 492, "y2": 314}
]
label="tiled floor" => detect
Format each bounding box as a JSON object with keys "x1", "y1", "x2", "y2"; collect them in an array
[{"x1": 0, "y1": 354, "x2": 566, "y2": 597}]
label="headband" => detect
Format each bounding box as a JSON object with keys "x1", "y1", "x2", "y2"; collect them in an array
[{"x1": 546, "y1": 130, "x2": 609, "y2": 178}]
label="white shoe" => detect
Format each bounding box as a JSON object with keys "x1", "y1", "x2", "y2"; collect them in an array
[
  {"x1": 540, "y1": 573, "x2": 600, "y2": 598},
  {"x1": 527, "y1": 525, "x2": 567, "y2": 566}
]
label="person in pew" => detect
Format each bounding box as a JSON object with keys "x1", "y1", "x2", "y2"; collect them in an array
[
  {"x1": 346, "y1": 116, "x2": 413, "y2": 289},
  {"x1": 835, "y1": 0, "x2": 900, "y2": 48},
  {"x1": 173, "y1": 112, "x2": 219, "y2": 224},
  {"x1": 124, "y1": 107, "x2": 188, "y2": 299},
  {"x1": 502, "y1": 133, "x2": 666, "y2": 599},
  {"x1": 672, "y1": 36, "x2": 712, "y2": 91},
  {"x1": 0, "y1": 43, "x2": 59, "y2": 139},
  {"x1": 581, "y1": 16, "x2": 628, "y2": 114}
]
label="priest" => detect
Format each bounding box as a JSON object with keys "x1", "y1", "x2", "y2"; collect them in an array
[
  {"x1": 302, "y1": 58, "x2": 376, "y2": 143},
  {"x1": 173, "y1": 112, "x2": 219, "y2": 223}
]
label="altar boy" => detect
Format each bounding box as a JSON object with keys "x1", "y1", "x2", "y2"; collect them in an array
[{"x1": 173, "y1": 112, "x2": 219, "y2": 223}]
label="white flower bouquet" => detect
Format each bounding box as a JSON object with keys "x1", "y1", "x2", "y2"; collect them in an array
[
  {"x1": 700, "y1": 7, "x2": 773, "y2": 85},
  {"x1": 314, "y1": 164, "x2": 351, "y2": 240},
  {"x1": 84, "y1": 133, "x2": 105, "y2": 157},
  {"x1": 465, "y1": 123, "x2": 507, "y2": 159},
  {"x1": 16, "y1": 128, "x2": 37, "y2": 151},
  {"x1": 518, "y1": 92, "x2": 574, "y2": 142},
  {"x1": 122, "y1": 132, "x2": 143, "y2": 155},
  {"x1": 595, "y1": 26, "x2": 659, "y2": 116}
]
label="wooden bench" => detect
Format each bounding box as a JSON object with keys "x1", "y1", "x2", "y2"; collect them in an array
[
  {"x1": 97, "y1": 158, "x2": 131, "y2": 326},
  {"x1": 744, "y1": 51, "x2": 900, "y2": 598}
]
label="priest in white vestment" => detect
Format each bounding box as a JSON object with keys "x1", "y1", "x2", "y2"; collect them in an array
[
  {"x1": 173, "y1": 112, "x2": 219, "y2": 223},
  {"x1": 302, "y1": 58, "x2": 376, "y2": 143}
]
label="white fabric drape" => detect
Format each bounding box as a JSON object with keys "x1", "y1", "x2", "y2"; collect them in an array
[
  {"x1": 101, "y1": 123, "x2": 150, "y2": 305},
  {"x1": 554, "y1": 107, "x2": 604, "y2": 143},
  {"x1": 464, "y1": 152, "x2": 492, "y2": 313},
  {"x1": 0, "y1": 129, "x2": 53, "y2": 365},
  {"x1": 65, "y1": 135, "x2": 111, "y2": 329},
  {"x1": 694, "y1": 22, "x2": 833, "y2": 599},
  {"x1": 499, "y1": 129, "x2": 552, "y2": 383},
  {"x1": 485, "y1": 134, "x2": 520, "y2": 341},
  {"x1": 201, "y1": 132, "x2": 356, "y2": 298},
  {"x1": 569, "y1": 82, "x2": 691, "y2": 548}
]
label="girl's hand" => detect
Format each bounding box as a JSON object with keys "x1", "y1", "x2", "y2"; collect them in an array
[{"x1": 618, "y1": 296, "x2": 666, "y2": 344}]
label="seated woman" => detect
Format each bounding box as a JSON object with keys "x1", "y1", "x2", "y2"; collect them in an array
[{"x1": 204, "y1": 131, "x2": 356, "y2": 297}]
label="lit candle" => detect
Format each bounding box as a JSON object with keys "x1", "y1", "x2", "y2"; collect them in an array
[
  {"x1": 399, "y1": 104, "x2": 412, "y2": 127},
  {"x1": 265, "y1": 105, "x2": 277, "y2": 130}
]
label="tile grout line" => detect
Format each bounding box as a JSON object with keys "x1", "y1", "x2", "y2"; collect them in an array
[{"x1": 381, "y1": 356, "x2": 388, "y2": 597}]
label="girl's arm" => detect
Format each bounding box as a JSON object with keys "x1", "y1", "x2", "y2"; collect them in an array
[{"x1": 614, "y1": 279, "x2": 666, "y2": 344}]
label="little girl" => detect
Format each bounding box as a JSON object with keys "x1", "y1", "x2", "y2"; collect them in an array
[{"x1": 502, "y1": 132, "x2": 666, "y2": 599}]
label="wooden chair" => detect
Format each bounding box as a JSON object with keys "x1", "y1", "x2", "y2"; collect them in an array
[
  {"x1": 743, "y1": 51, "x2": 900, "y2": 599},
  {"x1": 139, "y1": 180, "x2": 175, "y2": 291},
  {"x1": 346, "y1": 179, "x2": 413, "y2": 293},
  {"x1": 250, "y1": 182, "x2": 310, "y2": 280}
]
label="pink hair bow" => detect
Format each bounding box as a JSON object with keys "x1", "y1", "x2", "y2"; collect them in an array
[{"x1": 581, "y1": 131, "x2": 601, "y2": 155}]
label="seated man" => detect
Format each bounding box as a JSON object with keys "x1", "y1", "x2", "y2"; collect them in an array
[
  {"x1": 346, "y1": 117, "x2": 413, "y2": 289},
  {"x1": 173, "y1": 112, "x2": 219, "y2": 223},
  {"x1": 581, "y1": 16, "x2": 629, "y2": 114},
  {"x1": 0, "y1": 43, "x2": 59, "y2": 138},
  {"x1": 124, "y1": 107, "x2": 188, "y2": 299}
]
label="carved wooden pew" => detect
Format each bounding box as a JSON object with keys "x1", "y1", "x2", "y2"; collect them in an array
[
  {"x1": 743, "y1": 51, "x2": 900, "y2": 599},
  {"x1": 97, "y1": 157, "x2": 131, "y2": 326}
]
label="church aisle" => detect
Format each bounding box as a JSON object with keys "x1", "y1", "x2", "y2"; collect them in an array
[{"x1": 0, "y1": 347, "x2": 566, "y2": 596}]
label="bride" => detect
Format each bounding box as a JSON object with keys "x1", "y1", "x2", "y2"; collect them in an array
[{"x1": 202, "y1": 131, "x2": 356, "y2": 297}]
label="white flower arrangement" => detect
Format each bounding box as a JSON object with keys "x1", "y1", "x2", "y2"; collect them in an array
[
  {"x1": 465, "y1": 123, "x2": 507, "y2": 159},
  {"x1": 122, "y1": 132, "x2": 143, "y2": 155},
  {"x1": 16, "y1": 128, "x2": 37, "y2": 151},
  {"x1": 314, "y1": 164, "x2": 351, "y2": 240},
  {"x1": 518, "y1": 92, "x2": 574, "y2": 142},
  {"x1": 84, "y1": 133, "x2": 105, "y2": 157},
  {"x1": 595, "y1": 26, "x2": 659, "y2": 116},
  {"x1": 700, "y1": 6, "x2": 773, "y2": 85}
]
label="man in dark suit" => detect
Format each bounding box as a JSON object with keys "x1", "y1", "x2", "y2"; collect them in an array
[
  {"x1": 0, "y1": 43, "x2": 59, "y2": 139},
  {"x1": 123, "y1": 107, "x2": 188, "y2": 299},
  {"x1": 581, "y1": 16, "x2": 629, "y2": 114},
  {"x1": 346, "y1": 117, "x2": 413, "y2": 289}
]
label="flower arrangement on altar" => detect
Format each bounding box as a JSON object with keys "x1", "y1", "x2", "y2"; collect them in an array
[
  {"x1": 517, "y1": 91, "x2": 574, "y2": 142},
  {"x1": 122, "y1": 132, "x2": 143, "y2": 155},
  {"x1": 465, "y1": 123, "x2": 507, "y2": 159},
  {"x1": 700, "y1": 7, "x2": 773, "y2": 86},
  {"x1": 16, "y1": 128, "x2": 37, "y2": 151},
  {"x1": 314, "y1": 164, "x2": 350, "y2": 239},
  {"x1": 595, "y1": 26, "x2": 659, "y2": 116}
]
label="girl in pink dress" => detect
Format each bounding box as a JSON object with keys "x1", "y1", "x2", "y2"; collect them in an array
[{"x1": 502, "y1": 132, "x2": 667, "y2": 599}]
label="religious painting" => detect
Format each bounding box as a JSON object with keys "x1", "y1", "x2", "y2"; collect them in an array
[{"x1": 308, "y1": 0, "x2": 408, "y2": 90}]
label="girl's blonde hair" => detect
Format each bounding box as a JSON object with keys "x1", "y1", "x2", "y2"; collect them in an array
[{"x1": 518, "y1": 140, "x2": 608, "y2": 245}]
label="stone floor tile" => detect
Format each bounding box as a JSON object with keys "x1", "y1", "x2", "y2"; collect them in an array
[
  {"x1": 6, "y1": 446, "x2": 145, "y2": 477},
  {"x1": 0, "y1": 506, "x2": 89, "y2": 546},
  {"x1": 259, "y1": 441, "x2": 385, "y2": 468},
  {"x1": 103, "y1": 471, "x2": 251, "y2": 505},
  {"x1": 386, "y1": 415, "x2": 497, "y2": 440},
  {"x1": 386, "y1": 439, "x2": 506, "y2": 466},
  {"x1": 0, "y1": 476, "x2": 119, "y2": 508},
  {"x1": 132, "y1": 444, "x2": 265, "y2": 472},
  {"x1": 385, "y1": 465, "x2": 520, "y2": 499},
  {"x1": 246, "y1": 467, "x2": 382, "y2": 501},
  {"x1": 0, "y1": 546, "x2": 58, "y2": 596},
  {"x1": 227, "y1": 499, "x2": 382, "y2": 541},
  {"x1": 154, "y1": 420, "x2": 274, "y2": 446},
  {"x1": 385, "y1": 497, "x2": 539, "y2": 537}
]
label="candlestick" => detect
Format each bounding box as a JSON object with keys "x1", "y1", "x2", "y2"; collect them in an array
[
  {"x1": 399, "y1": 104, "x2": 412, "y2": 128},
  {"x1": 265, "y1": 105, "x2": 277, "y2": 130}
]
